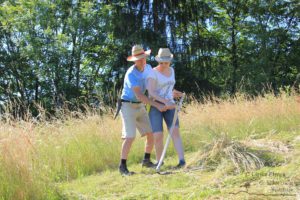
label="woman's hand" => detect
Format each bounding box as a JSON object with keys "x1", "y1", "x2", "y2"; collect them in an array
[
  {"x1": 173, "y1": 89, "x2": 183, "y2": 98},
  {"x1": 154, "y1": 102, "x2": 167, "y2": 112},
  {"x1": 165, "y1": 102, "x2": 176, "y2": 110}
]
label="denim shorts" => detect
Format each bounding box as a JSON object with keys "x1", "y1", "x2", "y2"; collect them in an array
[{"x1": 149, "y1": 106, "x2": 179, "y2": 133}]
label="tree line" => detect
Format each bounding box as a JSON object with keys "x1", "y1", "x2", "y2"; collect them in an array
[{"x1": 0, "y1": 0, "x2": 299, "y2": 118}]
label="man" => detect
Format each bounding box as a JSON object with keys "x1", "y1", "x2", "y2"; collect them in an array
[{"x1": 118, "y1": 45, "x2": 166, "y2": 176}]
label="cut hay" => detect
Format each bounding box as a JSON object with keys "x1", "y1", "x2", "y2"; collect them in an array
[
  {"x1": 187, "y1": 134, "x2": 265, "y2": 173},
  {"x1": 242, "y1": 139, "x2": 292, "y2": 154}
]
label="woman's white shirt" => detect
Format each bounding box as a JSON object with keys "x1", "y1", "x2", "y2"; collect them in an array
[{"x1": 146, "y1": 67, "x2": 175, "y2": 103}]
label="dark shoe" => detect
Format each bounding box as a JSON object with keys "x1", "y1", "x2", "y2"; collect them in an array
[
  {"x1": 119, "y1": 164, "x2": 135, "y2": 176},
  {"x1": 174, "y1": 160, "x2": 186, "y2": 169},
  {"x1": 141, "y1": 159, "x2": 156, "y2": 168}
]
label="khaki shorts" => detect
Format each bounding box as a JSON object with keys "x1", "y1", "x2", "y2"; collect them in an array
[{"x1": 120, "y1": 102, "x2": 152, "y2": 138}]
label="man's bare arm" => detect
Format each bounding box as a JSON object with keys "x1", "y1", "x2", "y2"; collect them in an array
[{"x1": 132, "y1": 86, "x2": 167, "y2": 112}]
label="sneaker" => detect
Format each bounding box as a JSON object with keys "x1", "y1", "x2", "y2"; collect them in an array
[
  {"x1": 119, "y1": 164, "x2": 135, "y2": 176},
  {"x1": 141, "y1": 159, "x2": 156, "y2": 168}
]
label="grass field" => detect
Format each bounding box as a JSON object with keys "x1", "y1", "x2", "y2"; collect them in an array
[{"x1": 0, "y1": 93, "x2": 300, "y2": 199}]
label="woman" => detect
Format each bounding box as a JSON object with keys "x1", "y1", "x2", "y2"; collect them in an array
[{"x1": 146, "y1": 48, "x2": 185, "y2": 168}]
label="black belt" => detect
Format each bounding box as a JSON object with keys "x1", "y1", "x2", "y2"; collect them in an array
[{"x1": 121, "y1": 99, "x2": 141, "y2": 104}]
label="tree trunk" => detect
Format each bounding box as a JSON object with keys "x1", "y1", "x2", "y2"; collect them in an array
[
  {"x1": 231, "y1": 21, "x2": 238, "y2": 94},
  {"x1": 153, "y1": 0, "x2": 159, "y2": 32}
]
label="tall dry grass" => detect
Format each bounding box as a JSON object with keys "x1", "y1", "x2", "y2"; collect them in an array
[
  {"x1": 181, "y1": 92, "x2": 300, "y2": 152},
  {"x1": 0, "y1": 114, "x2": 124, "y2": 200},
  {"x1": 0, "y1": 92, "x2": 300, "y2": 199}
]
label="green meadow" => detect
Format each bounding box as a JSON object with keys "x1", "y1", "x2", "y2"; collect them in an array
[{"x1": 1, "y1": 93, "x2": 300, "y2": 199}]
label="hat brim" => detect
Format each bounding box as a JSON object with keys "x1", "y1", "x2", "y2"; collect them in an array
[
  {"x1": 155, "y1": 54, "x2": 173, "y2": 62},
  {"x1": 127, "y1": 50, "x2": 151, "y2": 61}
]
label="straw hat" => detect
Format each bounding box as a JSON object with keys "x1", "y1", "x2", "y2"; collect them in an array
[
  {"x1": 155, "y1": 48, "x2": 173, "y2": 62},
  {"x1": 127, "y1": 45, "x2": 151, "y2": 61}
]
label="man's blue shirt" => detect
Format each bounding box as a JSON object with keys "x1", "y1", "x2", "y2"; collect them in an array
[{"x1": 121, "y1": 64, "x2": 152, "y2": 102}]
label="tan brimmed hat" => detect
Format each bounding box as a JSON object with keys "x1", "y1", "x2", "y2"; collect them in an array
[
  {"x1": 155, "y1": 48, "x2": 173, "y2": 62},
  {"x1": 127, "y1": 45, "x2": 151, "y2": 61}
]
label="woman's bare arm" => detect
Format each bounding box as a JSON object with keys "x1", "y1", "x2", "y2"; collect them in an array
[
  {"x1": 147, "y1": 78, "x2": 176, "y2": 109},
  {"x1": 146, "y1": 78, "x2": 170, "y2": 104}
]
